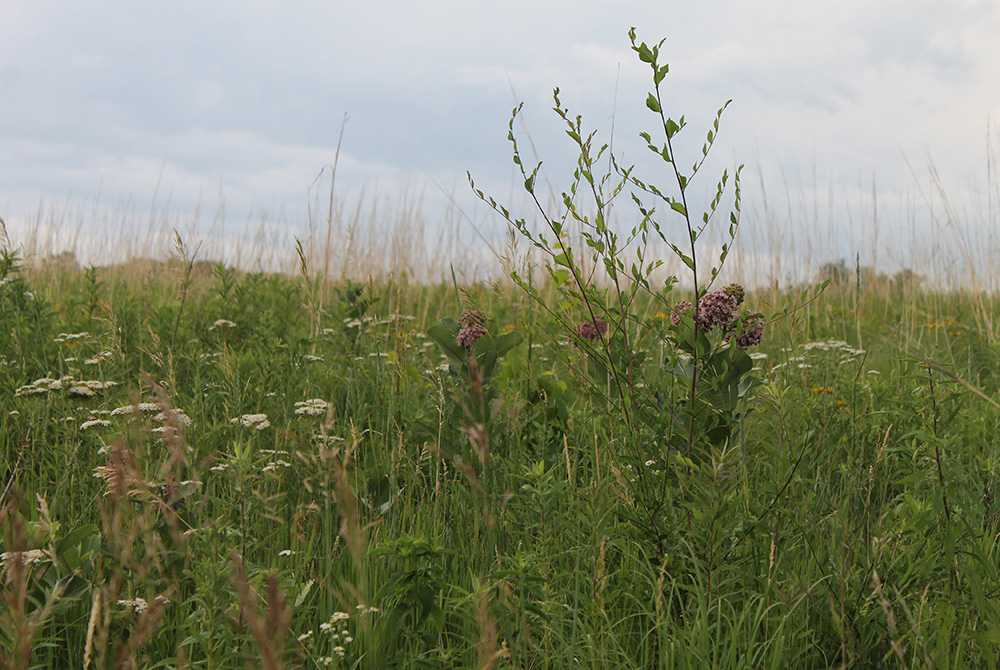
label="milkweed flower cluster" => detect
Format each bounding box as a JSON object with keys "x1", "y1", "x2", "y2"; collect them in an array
[
  {"x1": 669, "y1": 283, "x2": 764, "y2": 348},
  {"x1": 694, "y1": 289, "x2": 739, "y2": 332},
  {"x1": 457, "y1": 309, "x2": 487, "y2": 354},
  {"x1": 734, "y1": 317, "x2": 764, "y2": 348},
  {"x1": 571, "y1": 315, "x2": 609, "y2": 345}
]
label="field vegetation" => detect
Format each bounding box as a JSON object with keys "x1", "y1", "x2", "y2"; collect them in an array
[{"x1": 4, "y1": 30, "x2": 1000, "y2": 670}]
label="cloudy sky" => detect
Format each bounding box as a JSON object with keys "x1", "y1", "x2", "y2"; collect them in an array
[{"x1": 2, "y1": 0, "x2": 999, "y2": 282}]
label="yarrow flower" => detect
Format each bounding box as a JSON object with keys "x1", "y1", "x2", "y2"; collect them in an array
[
  {"x1": 571, "y1": 316, "x2": 608, "y2": 345},
  {"x1": 457, "y1": 309, "x2": 487, "y2": 354},
  {"x1": 295, "y1": 399, "x2": 329, "y2": 416},
  {"x1": 0, "y1": 549, "x2": 47, "y2": 566},
  {"x1": 230, "y1": 413, "x2": 270, "y2": 430}
]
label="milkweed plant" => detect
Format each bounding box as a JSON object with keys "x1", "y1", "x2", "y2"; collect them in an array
[{"x1": 469, "y1": 28, "x2": 767, "y2": 574}]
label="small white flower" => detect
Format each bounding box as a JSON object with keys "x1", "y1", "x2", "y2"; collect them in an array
[
  {"x1": 231, "y1": 413, "x2": 269, "y2": 429},
  {"x1": 294, "y1": 399, "x2": 329, "y2": 416},
  {"x1": 297, "y1": 630, "x2": 313, "y2": 642},
  {"x1": 278, "y1": 549, "x2": 295, "y2": 557},
  {"x1": 110, "y1": 403, "x2": 160, "y2": 416},
  {"x1": 68, "y1": 385, "x2": 96, "y2": 397},
  {"x1": 209, "y1": 319, "x2": 236, "y2": 330},
  {"x1": 333, "y1": 646, "x2": 346, "y2": 657},
  {"x1": 117, "y1": 597, "x2": 148, "y2": 614},
  {"x1": 80, "y1": 419, "x2": 111, "y2": 431},
  {"x1": 0, "y1": 549, "x2": 47, "y2": 566},
  {"x1": 153, "y1": 410, "x2": 193, "y2": 427}
]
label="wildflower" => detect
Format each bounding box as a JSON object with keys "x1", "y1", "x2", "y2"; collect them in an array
[
  {"x1": 734, "y1": 317, "x2": 764, "y2": 348},
  {"x1": 571, "y1": 316, "x2": 608, "y2": 344},
  {"x1": 153, "y1": 410, "x2": 192, "y2": 427},
  {"x1": 261, "y1": 460, "x2": 291, "y2": 473},
  {"x1": 0, "y1": 549, "x2": 48, "y2": 566},
  {"x1": 15, "y1": 385, "x2": 49, "y2": 396},
  {"x1": 68, "y1": 385, "x2": 97, "y2": 397},
  {"x1": 209, "y1": 319, "x2": 236, "y2": 330},
  {"x1": 722, "y1": 282, "x2": 745, "y2": 305},
  {"x1": 279, "y1": 549, "x2": 295, "y2": 557},
  {"x1": 297, "y1": 630, "x2": 313, "y2": 643},
  {"x1": 80, "y1": 419, "x2": 111, "y2": 431},
  {"x1": 669, "y1": 300, "x2": 691, "y2": 326},
  {"x1": 695, "y1": 289, "x2": 739, "y2": 332},
  {"x1": 118, "y1": 597, "x2": 148, "y2": 614},
  {"x1": 295, "y1": 399, "x2": 329, "y2": 416},
  {"x1": 333, "y1": 646, "x2": 346, "y2": 657},
  {"x1": 231, "y1": 413, "x2": 270, "y2": 429},
  {"x1": 457, "y1": 308, "x2": 488, "y2": 354},
  {"x1": 110, "y1": 403, "x2": 160, "y2": 416}
]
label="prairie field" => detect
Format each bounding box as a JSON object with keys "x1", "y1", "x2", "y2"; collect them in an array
[{"x1": 2, "y1": 217, "x2": 1000, "y2": 670}]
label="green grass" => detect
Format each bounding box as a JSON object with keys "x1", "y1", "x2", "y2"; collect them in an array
[{"x1": 3, "y1": 246, "x2": 1000, "y2": 669}]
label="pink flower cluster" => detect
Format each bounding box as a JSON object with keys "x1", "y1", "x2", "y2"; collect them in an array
[
  {"x1": 457, "y1": 309, "x2": 487, "y2": 354},
  {"x1": 668, "y1": 283, "x2": 764, "y2": 348},
  {"x1": 572, "y1": 316, "x2": 609, "y2": 344},
  {"x1": 734, "y1": 317, "x2": 764, "y2": 348}
]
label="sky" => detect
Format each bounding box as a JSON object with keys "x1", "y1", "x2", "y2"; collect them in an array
[{"x1": 2, "y1": 0, "x2": 999, "y2": 284}]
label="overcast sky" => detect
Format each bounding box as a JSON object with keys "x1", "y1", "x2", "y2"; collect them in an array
[{"x1": 2, "y1": 1, "x2": 999, "y2": 282}]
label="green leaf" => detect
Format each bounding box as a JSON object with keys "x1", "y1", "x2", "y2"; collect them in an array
[
  {"x1": 654, "y1": 64, "x2": 669, "y2": 85},
  {"x1": 428, "y1": 324, "x2": 465, "y2": 363},
  {"x1": 637, "y1": 43, "x2": 655, "y2": 63},
  {"x1": 670, "y1": 200, "x2": 687, "y2": 216},
  {"x1": 646, "y1": 93, "x2": 661, "y2": 113},
  {"x1": 524, "y1": 176, "x2": 534, "y2": 192}
]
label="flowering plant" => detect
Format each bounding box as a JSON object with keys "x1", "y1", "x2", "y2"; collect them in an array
[{"x1": 470, "y1": 28, "x2": 767, "y2": 562}]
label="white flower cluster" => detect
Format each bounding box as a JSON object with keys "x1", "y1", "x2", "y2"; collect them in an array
[
  {"x1": 0, "y1": 549, "x2": 48, "y2": 566},
  {"x1": 294, "y1": 399, "x2": 329, "y2": 416},
  {"x1": 117, "y1": 595, "x2": 168, "y2": 615},
  {"x1": 771, "y1": 339, "x2": 868, "y2": 372},
  {"x1": 230, "y1": 413, "x2": 270, "y2": 430},
  {"x1": 53, "y1": 332, "x2": 89, "y2": 344},
  {"x1": 209, "y1": 319, "x2": 236, "y2": 330},
  {"x1": 261, "y1": 460, "x2": 291, "y2": 473},
  {"x1": 82, "y1": 404, "x2": 191, "y2": 434},
  {"x1": 15, "y1": 376, "x2": 118, "y2": 397},
  {"x1": 110, "y1": 403, "x2": 161, "y2": 416}
]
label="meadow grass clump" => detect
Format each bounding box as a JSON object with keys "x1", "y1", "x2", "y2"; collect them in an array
[{"x1": 5, "y1": 31, "x2": 1000, "y2": 670}]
